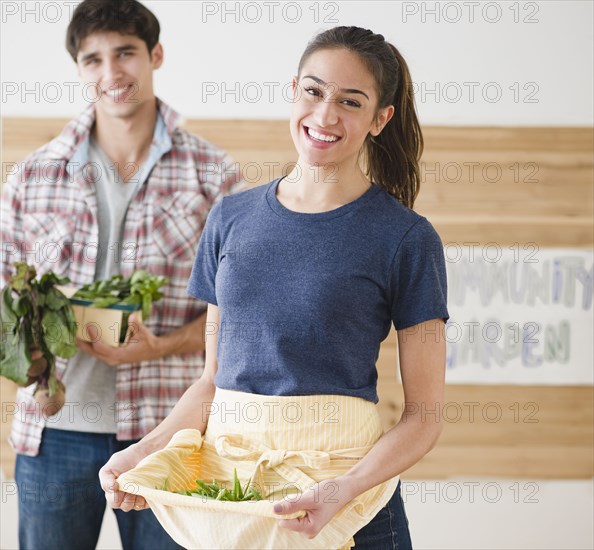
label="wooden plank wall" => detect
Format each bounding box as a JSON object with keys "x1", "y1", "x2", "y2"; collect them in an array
[{"x1": 1, "y1": 119, "x2": 592, "y2": 481}]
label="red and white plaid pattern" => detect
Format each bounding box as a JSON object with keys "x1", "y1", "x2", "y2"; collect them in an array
[{"x1": 1, "y1": 99, "x2": 243, "y2": 455}]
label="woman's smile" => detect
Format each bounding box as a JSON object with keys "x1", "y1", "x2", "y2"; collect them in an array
[{"x1": 303, "y1": 125, "x2": 342, "y2": 148}]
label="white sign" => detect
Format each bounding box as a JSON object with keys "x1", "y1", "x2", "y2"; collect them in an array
[{"x1": 444, "y1": 246, "x2": 593, "y2": 385}]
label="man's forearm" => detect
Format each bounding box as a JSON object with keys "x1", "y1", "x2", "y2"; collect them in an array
[{"x1": 156, "y1": 309, "x2": 208, "y2": 358}]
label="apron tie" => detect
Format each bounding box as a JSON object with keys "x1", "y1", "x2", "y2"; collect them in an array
[{"x1": 215, "y1": 433, "x2": 335, "y2": 496}]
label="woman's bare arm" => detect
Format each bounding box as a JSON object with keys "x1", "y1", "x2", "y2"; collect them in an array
[
  {"x1": 99, "y1": 303, "x2": 220, "y2": 511},
  {"x1": 338, "y1": 318, "x2": 447, "y2": 500},
  {"x1": 139, "y1": 303, "x2": 220, "y2": 453}
]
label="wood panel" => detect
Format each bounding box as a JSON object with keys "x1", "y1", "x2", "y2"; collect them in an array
[
  {"x1": 1, "y1": 119, "x2": 592, "y2": 480},
  {"x1": 3, "y1": 120, "x2": 592, "y2": 248},
  {"x1": 375, "y1": 347, "x2": 593, "y2": 479},
  {"x1": 0, "y1": 379, "x2": 18, "y2": 480}
]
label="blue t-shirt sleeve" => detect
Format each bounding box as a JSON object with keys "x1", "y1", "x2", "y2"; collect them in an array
[
  {"x1": 389, "y1": 217, "x2": 450, "y2": 331},
  {"x1": 186, "y1": 200, "x2": 223, "y2": 305}
]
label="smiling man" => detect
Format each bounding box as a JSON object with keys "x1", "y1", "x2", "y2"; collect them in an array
[{"x1": 0, "y1": 1, "x2": 242, "y2": 548}]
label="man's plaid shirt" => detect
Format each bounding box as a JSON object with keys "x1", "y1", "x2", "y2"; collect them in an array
[{"x1": 1, "y1": 99, "x2": 243, "y2": 455}]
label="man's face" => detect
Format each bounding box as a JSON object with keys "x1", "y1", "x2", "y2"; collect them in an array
[{"x1": 76, "y1": 31, "x2": 163, "y2": 120}]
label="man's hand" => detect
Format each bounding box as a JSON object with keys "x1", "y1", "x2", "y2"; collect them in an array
[
  {"x1": 273, "y1": 477, "x2": 354, "y2": 540},
  {"x1": 76, "y1": 312, "x2": 161, "y2": 366}
]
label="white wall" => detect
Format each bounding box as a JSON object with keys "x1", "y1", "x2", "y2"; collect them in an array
[{"x1": 1, "y1": 0, "x2": 592, "y2": 125}]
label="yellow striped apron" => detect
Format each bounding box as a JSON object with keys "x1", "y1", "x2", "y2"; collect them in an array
[{"x1": 117, "y1": 387, "x2": 400, "y2": 549}]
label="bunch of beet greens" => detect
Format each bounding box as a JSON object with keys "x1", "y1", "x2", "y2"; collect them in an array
[{"x1": 0, "y1": 263, "x2": 77, "y2": 414}]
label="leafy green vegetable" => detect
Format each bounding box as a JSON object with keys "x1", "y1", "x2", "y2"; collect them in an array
[
  {"x1": 72, "y1": 270, "x2": 167, "y2": 320},
  {"x1": 2, "y1": 287, "x2": 17, "y2": 326},
  {"x1": 0, "y1": 263, "x2": 77, "y2": 398},
  {"x1": 1, "y1": 328, "x2": 31, "y2": 386},
  {"x1": 44, "y1": 287, "x2": 67, "y2": 311},
  {"x1": 41, "y1": 309, "x2": 77, "y2": 358},
  {"x1": 167, "y1": 469, "x2": 262, "y2": 502}
]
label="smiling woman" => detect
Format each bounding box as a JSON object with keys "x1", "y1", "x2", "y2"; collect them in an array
[
  {"x1": 285, "y1": 48, "x2": 386, "y2": 201},
  {"x1": 99, "y1": 26, "x2": 448, "y2": 550},
  {"x1": 290, "y1": 26, "x2": 421, "y2": 208}
]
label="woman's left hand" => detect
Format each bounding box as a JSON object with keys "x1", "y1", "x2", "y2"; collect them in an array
[{"x1": 273, "y1": 477, "x2": 355, "y2": 540}]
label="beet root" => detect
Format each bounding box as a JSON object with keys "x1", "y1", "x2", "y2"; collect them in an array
[
  {"x1": 27, "y1": 356, "x2": 48, "y2": 378},
  {"x1": 34, "y1": 380, "x2": 66, "y2": 417}
]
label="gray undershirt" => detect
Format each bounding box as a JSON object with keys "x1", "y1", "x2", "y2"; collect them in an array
[{"x1": 47, "y1": 137, "x2": 145, "y2": 433}]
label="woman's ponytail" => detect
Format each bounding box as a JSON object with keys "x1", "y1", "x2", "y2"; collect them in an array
[{"x1": 366, "y1": 44, "x2": 423, "y2": 209}]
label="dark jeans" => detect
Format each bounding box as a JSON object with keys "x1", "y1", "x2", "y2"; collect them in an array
[
  {"x1": 352, "y1": 480, "x2": 413, "y2": 549},
  {"x1": 15, "y1": 427, "x2": 183, "y2": 550}
]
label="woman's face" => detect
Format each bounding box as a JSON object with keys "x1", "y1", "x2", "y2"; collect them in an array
[{"x1": 289, "y1": 47, "x2": 392, "y2": 172}]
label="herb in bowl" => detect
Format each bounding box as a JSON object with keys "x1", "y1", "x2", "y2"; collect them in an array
[{"x1": 72, "y1": 270, "x2": 167, "y2": 320}]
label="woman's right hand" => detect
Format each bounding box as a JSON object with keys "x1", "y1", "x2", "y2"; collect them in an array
[{"x1": 99, "y1": 442, "x2": 151, "y2": 512}]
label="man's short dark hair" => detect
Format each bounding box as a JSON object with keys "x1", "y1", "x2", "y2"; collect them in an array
[{"x1": 66, "y1": 0, "x2": 160, "y2": 61}]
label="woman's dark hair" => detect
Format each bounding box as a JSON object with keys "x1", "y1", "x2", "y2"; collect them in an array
[
  {"x1": 66, "y1": 0, "x2": 160, "y2": 61},
  {"x1": 298, "y1": 26, "x2": 422, "y2": 209}
]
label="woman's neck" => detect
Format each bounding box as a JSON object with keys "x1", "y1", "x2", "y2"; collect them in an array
[{"x1": 279, "y1": 159, "x2": 371, "y2": 213}]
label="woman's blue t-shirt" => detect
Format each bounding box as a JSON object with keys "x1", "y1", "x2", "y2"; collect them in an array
[{"x1": 187, "y1": 177, "x2": 449, "y2": 403}]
